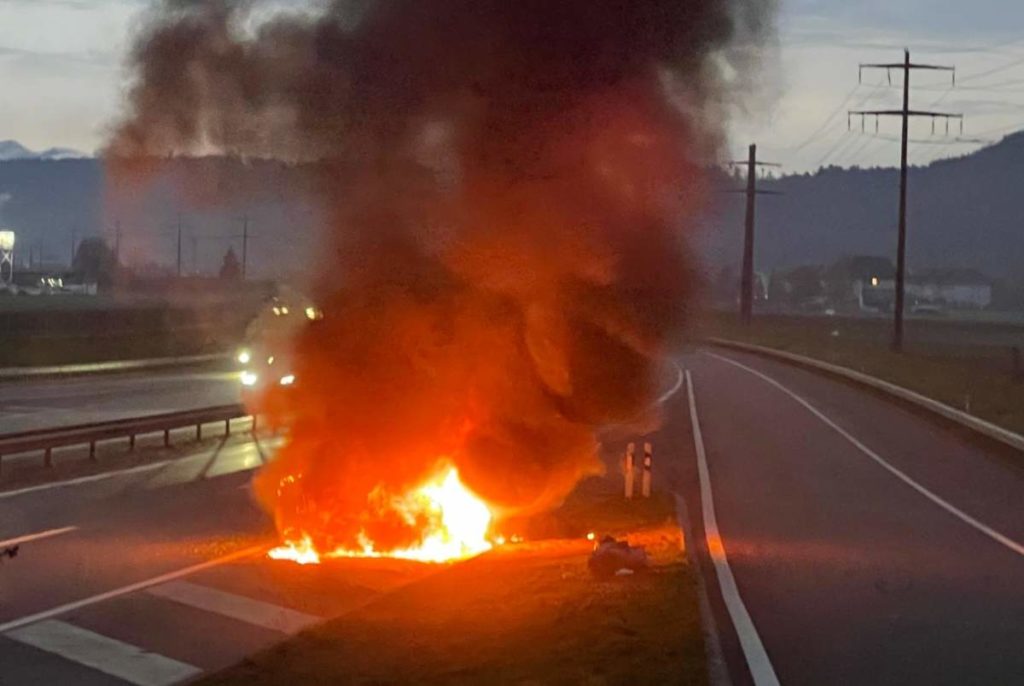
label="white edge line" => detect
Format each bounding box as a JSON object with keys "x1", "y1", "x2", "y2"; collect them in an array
[
  {"x1": 0, "y1": 449, "x2": 264, "y2": 502},
  {"x1": 0, "y1": 545, "x2": 267, "y2": 635},
  {"x1": 686, "y1": 370, "x2": 781, "y2": 686},
  {"x1": 658, "y1": 359, "x2": 686, "y2": 405},
  {"x1": 705, "y1": 351, "x2": 1024, "y2": 559},
  {"x1": 0, "y1": 460, "x2": 181, "y2": 501},
  {"x1": 674, "y1": 492, "x2": 732, "y2": 686},
  {"x1": 0, "y1": 526, "x2": 78, "y2": 549}
]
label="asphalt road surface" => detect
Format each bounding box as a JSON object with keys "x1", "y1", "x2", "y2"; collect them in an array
[
  {"x1": 0, "y1": 435, "x2": 433, "y2": 685},
  {"x1": 0, "y1": 369, "x2": 242, "y2": 434},
  {"x1": 669, "y1": 348, "x2": 1024, "y2": 686},
  {"x1": 1, "y1": 351, "x2": 1022, "y2": 685}
]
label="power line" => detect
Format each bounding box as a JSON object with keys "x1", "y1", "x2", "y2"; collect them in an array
[
  {"x1": 814, "y1": 131, "x2": 861, "y2": 169},
  {"x1": 959, "y1": 54, "x2": 1024, "y2": 84},
  {"x1": 812, "y1": 80, "x2": 889, "y2": 167},
  {"x1": 790, "y1": 83, "x2": 863, "y2": 152}
]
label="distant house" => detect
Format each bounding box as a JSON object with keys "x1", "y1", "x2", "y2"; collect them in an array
[
  {"x1": 910, "y1": 269, "x2": 993, "y2": 309},
  {"x1": 827, "y1": 256, "x2": 895, "y2": 312},
  {"x1": 857, "y1": 268, "x2": 994, "y2": 311}
]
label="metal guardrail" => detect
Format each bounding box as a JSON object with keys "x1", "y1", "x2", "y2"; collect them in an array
[
  {"x1": 0, "y1": 404, "x2": 254, "y2": 475},
  {"x1": 0, "y1": 353, "x2": 233, "y2": 381}
]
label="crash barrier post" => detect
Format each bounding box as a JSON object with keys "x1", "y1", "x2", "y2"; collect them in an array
[{"x1": 624, "y1": 442, "x2": 636, "y2": 499}]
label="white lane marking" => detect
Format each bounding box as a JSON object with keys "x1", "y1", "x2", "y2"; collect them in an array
[
  {"x1": 0, "y1": 526, "x2": 78, "y2": 549},
  {"x1": 0, "y1": 442, "x2": 265, "y2": 503},
  {"x1": 0, "y1": 460, "x2": 184, "y2": 501},
  {"x1": 707, "y1": 352, "x2": 1024, "y2": 559},
  {"x1": 0, "y1": 546, "x2": 266, "y2": 635},
  {"x1": 673, "y1": 493, "x2": 732, "y2": 686},
  {"x1": 6, "y1": 619, "x2": 201, "y2": 686},
  {"x1": 148, "y1": 580, "x2": 320, "y2": 634},
  {"x1": 686, "y1": 370, "x2": 780, "y2": 686},
  {"x1": 658, "y1": 360, "x2": 686, "y2": 405}
]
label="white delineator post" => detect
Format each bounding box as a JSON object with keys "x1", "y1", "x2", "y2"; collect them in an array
[
  {"x1": 642, "y1": 442, "x2": 653, "y2": 498},
  {"x1": 624, "y1": 442, "x2": 636, "y2": 499}
]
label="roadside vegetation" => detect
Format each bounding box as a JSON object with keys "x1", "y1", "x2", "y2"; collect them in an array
[
  {"x1": 200, "y1": 478, "x2": 707, "y2": 686},
  {"x1": 703, "y1": 311, "x2": 1024, "y2": 439},
  {"x1": 0, "y1": 288, "x2": 269, "y2": 366}
]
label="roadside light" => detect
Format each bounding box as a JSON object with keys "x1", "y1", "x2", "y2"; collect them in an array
[
  {"x1": 241, "y1": 371, "x2": 259, "y2": 387},
  {"x1": 268, "y1": 356, "x2": 275, "y2": 365},
  {"x1": 237, "y1": 349, "x2": 252, "y2": 365},
  {"x1": 871, "y1": 277, "x2": 880, "y2": 287},
  {"x1": 280, "y1": 374, "x2": 296, "y2": 386}
]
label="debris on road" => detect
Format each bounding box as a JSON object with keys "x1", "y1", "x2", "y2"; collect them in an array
[{"x1": 588, "y1": 536, "x2": 648, "y2": 578}]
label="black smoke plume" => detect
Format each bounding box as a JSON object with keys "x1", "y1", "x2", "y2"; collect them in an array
[{"x1": 109, "y1": 0, "x2": 776, "y2": 553}]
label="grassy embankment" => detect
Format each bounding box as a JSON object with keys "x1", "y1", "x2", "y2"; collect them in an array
[
  {"x1": 0, "y1": 286, "x2": 270, "y2": 366},
  {"x1": 200, "y1": 477, "x2": 707, "y2": 686},
  {"x1": 702, "y1": 312, "x2": 1024, "y2": 438}
]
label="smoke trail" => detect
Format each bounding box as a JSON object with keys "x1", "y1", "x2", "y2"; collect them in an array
[{"x1": 109, "y1": 0, "x2": 776, "y2": 552}]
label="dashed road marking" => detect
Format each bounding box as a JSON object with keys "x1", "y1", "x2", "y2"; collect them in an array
[
  {"x1": 148, "y1": 580, "x2": 320, "y2": 634},
  {"x1": 6, "y1": 619, "x2": 201, "y2": 686},
  {"x1": 706, "y1": 351, "x2": 1024, "y2": 559},
  {"x1": 0, "y1": 526, "x2": 78, "y2": 549},
  {"x1": 686, "y1": 370, "x2": 780, "y2": 686},
  {"x1": 0, "y1": 546, "x2": 266, "y2": 635}
]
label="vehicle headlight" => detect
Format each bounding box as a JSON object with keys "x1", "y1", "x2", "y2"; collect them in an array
[
  {"x1": 237, "y1": 349, "x2": 252, "y2": 365},
  {"x1": 280, "y1": 374, "x2": 296, "y2": 386},
  {"x1": 241, "y1": 371, "x2": 259, "y2": 387}
]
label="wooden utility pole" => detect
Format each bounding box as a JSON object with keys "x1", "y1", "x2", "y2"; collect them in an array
[
  {"x1": 851, "y1": 50, "x2": 960, "y2": 352},
  {"x1": 241, "y1": 215, "x2": 249, "y2": 279},
  {"x1": 176, "y1": 214, "x2": 183, "y2": 277},
  {"x1": 727, "y1": 145, "x2": 781, "y2": 325},
  {"x1": 114, "y1": 220, "x2": 122, "y2": 264}
]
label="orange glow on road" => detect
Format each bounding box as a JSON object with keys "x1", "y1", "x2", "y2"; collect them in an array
[{"x1": 268, "y1": 465, "x2": 495, "y2": 565}]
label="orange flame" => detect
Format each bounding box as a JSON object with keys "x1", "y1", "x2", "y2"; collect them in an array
[{"x1": 267, "y1": 465, "x2": 494, "y2": 564}]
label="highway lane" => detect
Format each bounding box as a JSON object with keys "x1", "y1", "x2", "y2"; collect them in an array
[
  {"x1": 0, "y1": 368, "x2": 242, "y2": 434},
  {"x1": 0, "y1": 436, "x2": 432, "y2": 685},
  {"x1": 678, "y1": 348, "x2": 1024, "y2": 685},
  {"x1": 3, "y1": 347, "x2": 1023, "y2": 685}
]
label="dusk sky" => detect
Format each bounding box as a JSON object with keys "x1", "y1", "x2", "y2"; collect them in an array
[{"x1": 1, "y1": 0, "x2": 1023, "y2": 172}]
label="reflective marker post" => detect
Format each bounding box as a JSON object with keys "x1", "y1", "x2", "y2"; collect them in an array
[
  {"x1": 642, "y1": 442, "x2": 653, "y2": 498},
  {"x1": 624, "y1": 442, "x2": 636, "y2": 500}
]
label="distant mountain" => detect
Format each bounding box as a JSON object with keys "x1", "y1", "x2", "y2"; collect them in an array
[
  {"x1": 701, "y1": 130, "x2": 1024, "y2": 281},
  {"x1": 1, "y1": 135, "x2": 1022, "y2": 283},
  {"x1": 0, "y1": 140, "x2": 88, "y2": 161}
]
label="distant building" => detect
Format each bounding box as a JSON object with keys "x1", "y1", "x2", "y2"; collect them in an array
[
  {"x1": 857, "y1": 268, "x2": 993, "y2": 311},
  {"x1": 911, "y1": 269, "x2": 993, "y2": 309}
]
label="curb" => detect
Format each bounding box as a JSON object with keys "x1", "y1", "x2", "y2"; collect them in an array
[
  {"x1": 707, "y1": 338, "x2": 1024, "y2": 454},
  {"x1": 0, "y1": 353, "x2": 232, "y2": 381}
]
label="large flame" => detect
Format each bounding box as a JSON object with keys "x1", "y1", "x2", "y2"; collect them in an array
[{"x1": 268, "y1": 464, "x2": 493, "y2": 565}]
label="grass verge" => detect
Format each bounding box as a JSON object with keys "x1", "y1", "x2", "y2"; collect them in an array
[{"x1": 200, "y1": 478, "x2": 707, "y2": 686}]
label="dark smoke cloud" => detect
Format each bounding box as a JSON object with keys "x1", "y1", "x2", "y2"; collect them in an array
[{"x1": 110, "y1": 0, "x2": 776, "y2": 552}]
